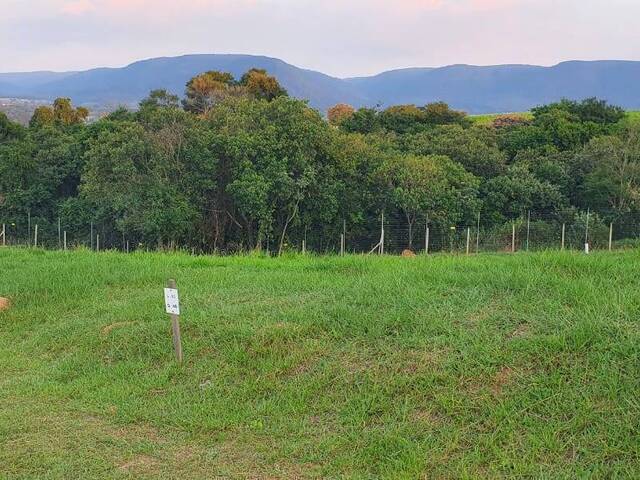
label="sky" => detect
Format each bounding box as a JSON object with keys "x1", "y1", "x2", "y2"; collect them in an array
[{"x1": 2, "y1": 0, "x2": 640, "y2": 77}]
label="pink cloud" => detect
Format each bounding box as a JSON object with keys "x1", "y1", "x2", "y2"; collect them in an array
[
  {"x1": 366, "y1": 0, "x2": 521, "y2": 13},
  {"x1": 61, "y1": 0, "x2": 95, "y2": 15},
  {"x1": 60, "y1": 0, "x2": 257, "y2": 17}
]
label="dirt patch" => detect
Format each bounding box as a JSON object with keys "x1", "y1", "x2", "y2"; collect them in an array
[
  {"x1": 101, "y1": 321, "x2": 134, "y2": 335},
  {"x1": 509, "y1": 324, "x2": 530, "y2": 339},
  {"x1": 118, "y1": 454, "x2": 160, "y2": 475},
  {"x1": 412, "y1": 409, "x2": 445, "y2": 426},
  {"x1": 490, "y1": 366, "x2": 515, "y2": 396},
  {"x1": 0, "y1": 297, "x2": 11, "y2": 311}
]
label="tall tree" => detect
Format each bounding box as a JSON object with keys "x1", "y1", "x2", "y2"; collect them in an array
[
  {"x1": 182, "y1": 71, "x2": 239, "y2": 115},
  {"x1": 239, "y1": 69, "x2": 287, "y2": 101}
]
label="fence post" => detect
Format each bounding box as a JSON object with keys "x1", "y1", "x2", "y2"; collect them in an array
[
  {"x1": 561, "y1": 223, "x2": 565, "y2": 251},
  {"x1": 97, "y1": 234, "x2": 100, "y2": 252},
  {"x1": 476, "y1": 212, "x2": 481, "y2": 254},
  {"x1": 343, "y1": 219, "x2": 346, "y2": 254},
  {"x1": 1, "y1": 224, "x2": 5, "y2": 247},
  {"x1": 63, "y1": 231, "x2": 67, "y2": 251},
  {"x1": 303, "y1": 227, "x2": 307, "y2": 255},
  {"x1": 34, "y1": 224, "x2": 38, "y2": 248},
  {"x1": 512, "y1": 222, "x2": 516, "y2": 253},
  {"x1": 340, "y1": 234, "x2": 345, "y2": 256},
  {"x1": 58, "y1": 218, "x2": 61, "y2": 249},
  {"x1": 425, "y1": 224, "x2": 430, "y2": 255},
  {"x1": 28, "y1": 210, "x2": 31, "y2": 247},
  {"x1": 466, "y1": 228, "x2": 471, "y2": 255},
  {"x1": 526, "y1": 211, "x2": 531, "y2": 251},
  {"x1": 585, "y1": 208, "x2": 591, "y2": 254},
  {"x1": 609, "y1": 223, "x2": 613, "y2": 252},
  {"x1": 379, "y1": 213, "x2": 385, "y2": 255},
  {"x1": 90, "y1": 222, "x2": 94, "y2": 250}
]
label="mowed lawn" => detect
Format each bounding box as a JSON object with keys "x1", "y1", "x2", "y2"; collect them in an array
[{"x1": 0, "y1": 248, "x2": 639, "y2": 479}]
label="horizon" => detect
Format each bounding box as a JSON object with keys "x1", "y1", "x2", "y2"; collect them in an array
[
  {"x1": 3, "y1": 0, "x2": 640, "y2": 77},
  {"x1": 1, "y1": 54, "x2": 637, "y2": 78}
]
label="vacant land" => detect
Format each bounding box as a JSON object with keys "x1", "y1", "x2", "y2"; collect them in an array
[{"x1": 1, "y1": 248, "x2": 639, "y2": 478}]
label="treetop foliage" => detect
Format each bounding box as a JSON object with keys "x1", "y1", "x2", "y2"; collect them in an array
[{"x1": 182, "y1": 69, "x2": 287, "y2": 115}]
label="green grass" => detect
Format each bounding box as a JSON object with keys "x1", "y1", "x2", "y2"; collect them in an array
[
  {"x1": 1, "y1": 248, "x2": 639, "y2": 478},
  {"x1": 471, "y1": 111, "x2": 640, "y2": 127},
  {"x1": 623, "y1": 111, "x2": 640, "y2": 126},
  {"x1": 470, "y1": 112, "x2": 533, "y2": 125}
]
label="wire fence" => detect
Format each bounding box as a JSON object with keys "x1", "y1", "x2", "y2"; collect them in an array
[{"x1": 2, "y1": 211, "x2": 639, "y2": 255}]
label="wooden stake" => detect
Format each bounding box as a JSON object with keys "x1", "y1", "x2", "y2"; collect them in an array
[
  {"x1": 340, "y1": 234, "x2": 345, "y2": 256},
  {"x1": 34, "y1": 224, "x2": 38, "y2": 248},
  {"x1": 561, "y1": 223, "x2": 565, "y2": 251},
  {"x1": 63, "y1": 231, "x2": 67, "y2": 251},
  {"x1": 166, "y1": 279, "x2": 183, "y2": 363},
  {"x1": 96, "y1": 234, "x2": 100, "y2": 252},
  {"x1": 609, "y1": 223, "x2": 613, "y2": 252}
]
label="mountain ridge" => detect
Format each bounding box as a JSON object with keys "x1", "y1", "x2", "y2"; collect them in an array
[{"x1": 1, "y1": 54, "x2": 639, "y2": 114}]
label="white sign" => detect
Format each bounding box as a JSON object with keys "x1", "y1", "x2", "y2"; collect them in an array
[{"x1": 164, "y1": 288, "x2": 180, "y2": 315}]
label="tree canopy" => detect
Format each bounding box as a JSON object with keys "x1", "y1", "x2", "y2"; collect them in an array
[{"x1": 1, "y1": 70, "x2": 636, "y2": 252}]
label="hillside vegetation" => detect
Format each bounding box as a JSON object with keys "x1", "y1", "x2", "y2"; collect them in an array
[{"x1": 1, "y1": 248, "x2": 639, "y2": 478}]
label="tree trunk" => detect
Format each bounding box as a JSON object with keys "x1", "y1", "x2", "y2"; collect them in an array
[{"x1": 278, "y1": 200, "x2": 300, "y2": 256}]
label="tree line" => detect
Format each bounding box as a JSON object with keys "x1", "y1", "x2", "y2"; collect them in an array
[{"x1": 1, "y1": 67, "x2": 639, "y2": 253}]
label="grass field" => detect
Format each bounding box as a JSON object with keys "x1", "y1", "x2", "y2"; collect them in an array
[
  {"x1": 1, "y1": 248, "x2": 639, "y2": 478},
  {"x1": 470, "y1": 111, "x2": 640, "y2": 126},
  {"x1": 469, "y1": 112, "x2": 533, "y2": 126}
]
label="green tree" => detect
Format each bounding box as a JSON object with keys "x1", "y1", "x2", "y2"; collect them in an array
[
  {"x1": 423, "y1": 102, "x2": 470, "y2": 127},
  {"x1": 341, "y1": 107, "x2": 380, "y2": 134},
  {"x1": 481, "y1": 164, "x2": 567, "y2": 224},
  {"x1": 139, "y1": 89, "x2": 180, "y2": 111},
  {"x1": 80, "y1": 121, "x2": 198, "y2": 246},
  {"x1": 29, "y1": 98, "x2": 88, "y2": 128},
  {"x1": 403, "y1": 125, "x2": 506, "y2": 178},
  {"x1": 379, "y1": 105, "x2": 426, "y2": 134},
  {"x1": 577, "y1": 127, "x2": 640, "y2": 220},
  {"x1": 381, "y1": 154, "x2": 479, "y2": 247}
]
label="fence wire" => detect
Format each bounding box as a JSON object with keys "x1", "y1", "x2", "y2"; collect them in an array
[{"x1": 1, "y1": 211, "x2": 638, "y2": 255}]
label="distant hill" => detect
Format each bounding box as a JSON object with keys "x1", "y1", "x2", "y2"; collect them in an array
[
  {"x1": 347, "y1": 61, "x2": 640, "y2": 113},
  {"x1": 1, "y1": 55, "x2": 639, "y2": 115},
  {"x1": 0, "y1": 55, "x2": 365, "y2": 112}
]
